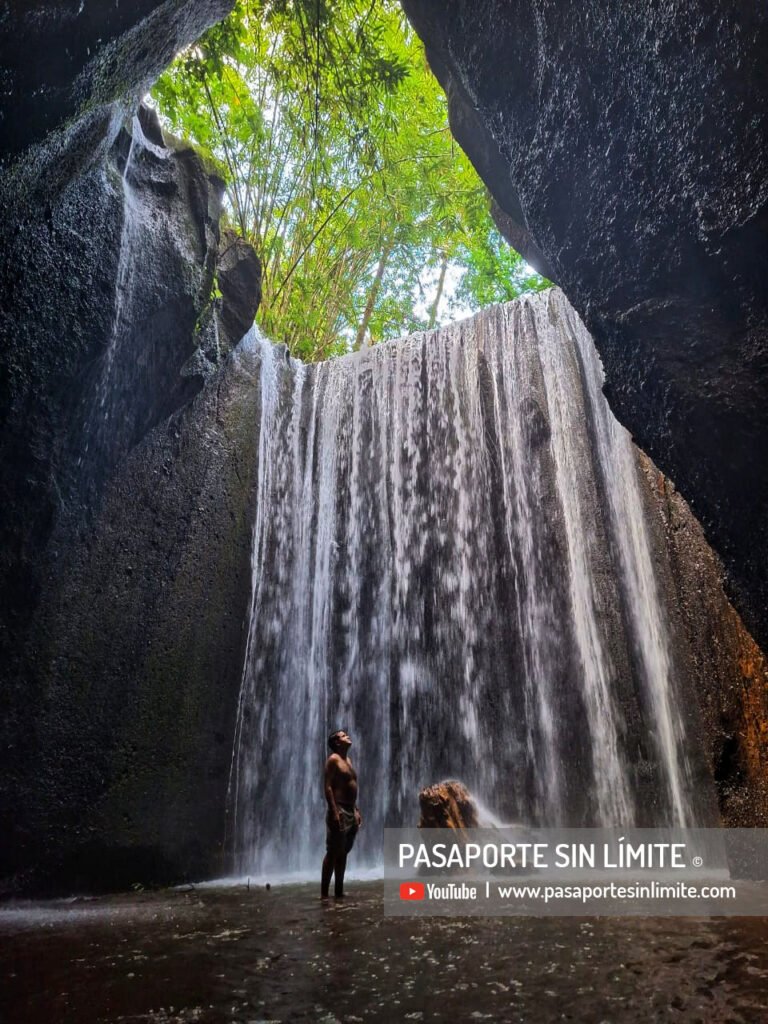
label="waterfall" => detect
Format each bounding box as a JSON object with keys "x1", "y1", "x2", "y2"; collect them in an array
[
  {"x1": 561, "y1": 301, "x2": 694, "y2": 826},
  {"x1": 79, "y1": 116, "x2": 141, "y2": 474},
  {"x1": 229, "y1": 289, "x2": 696, "y2": 876},
  {"x1": 99, "y1": 125, "x2": 140, "y2": 407},
  {"x1": 76, "y1": 113, "x2": 175, "y2": 492}
]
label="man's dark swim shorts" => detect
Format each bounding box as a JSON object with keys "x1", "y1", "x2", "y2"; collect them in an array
[{"x1": 326, "y1": 804, "x2": 358, "y2": 854}]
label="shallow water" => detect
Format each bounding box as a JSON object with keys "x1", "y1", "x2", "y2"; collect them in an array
[{"x1": 2, "y1": 882, "x2": 767, "y2": 1023}]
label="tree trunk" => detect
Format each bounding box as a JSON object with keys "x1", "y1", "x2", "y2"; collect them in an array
[
  {"x1": 428, "y1": 251, "x2": 449, "y2": 329},
  {"x1": 355, "y1": 242, "x2": 393, "y2": 349}
]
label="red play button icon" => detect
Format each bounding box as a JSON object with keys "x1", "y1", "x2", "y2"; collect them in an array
[{"x1": 399, "y1": 882, "x2": 425, "y2": 900}]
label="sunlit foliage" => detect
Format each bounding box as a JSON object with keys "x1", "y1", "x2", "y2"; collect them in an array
[{"x1": 153, "y1": 0, "x2": 548, "y2": 359}]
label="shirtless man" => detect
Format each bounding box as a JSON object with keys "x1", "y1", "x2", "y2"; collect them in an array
[{"x1": 321, "y1": 729, "x2": 362, "y2": 899}]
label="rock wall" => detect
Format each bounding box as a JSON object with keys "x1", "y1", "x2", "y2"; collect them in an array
[
  {"x1": 637, "y1": 456, "x2": 768, "y2": 826},
  {"x1": 401, "y1": 0, "x2": 768, "y2": 653},
  {"x1": 0, "y1": 108, "x2": 227, "y2": 889},
  {"x1": 0, "y1": 2, "x2": 237, "y2": 621},
  {"x1": 1, "y1": 1, "x2": 234, "y2": 187},
  {"x1": 4, "y1": 342, "x2": 263, "y2": 894},
  {"x1": 0, "y1": 1, "x2": 262, "y2": 893}
]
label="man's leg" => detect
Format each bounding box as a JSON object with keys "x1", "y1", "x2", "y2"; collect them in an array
[
  {"x1": 333, "y1": 851, "x2": 347, "y2": 898},
  {"x1": 321, "y1": 852, "x2": 334, "y2": 898}
]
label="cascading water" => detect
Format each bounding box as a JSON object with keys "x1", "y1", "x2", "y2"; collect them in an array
[
  {"x1": 78, "y1": 117, "x2": 141, "y2": 477},
  {"x1": 229, "y1": 288, "x2": 698, "y2": 876},
  {"x1": 76, "y1": 113, "x2": 179, "y2": 496}
]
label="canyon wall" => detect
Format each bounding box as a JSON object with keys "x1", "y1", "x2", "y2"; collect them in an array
[
  {"x1": 637, "y1": 456, "x2": 768, "y2": 827},
  {"x1": 5, "y1": 343, "x2": 263, "y2": 893},
  {"x1": 0, "y1": 2, "x2": 260, "y2": 892},
  {"x1": 401, "y1": 0, "x2": 768, "y2": 653}
]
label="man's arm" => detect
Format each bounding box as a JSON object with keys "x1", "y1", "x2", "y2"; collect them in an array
[
  {"x1": 324, "y1": 756, "x2": 341, "y2": 829},
  {"x1": 348, "y1": 759, "x2": 362, "y2": 827}
]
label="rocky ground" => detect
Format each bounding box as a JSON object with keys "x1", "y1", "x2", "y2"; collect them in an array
[{"x1": 2, "y1": 882, "x2": 767, "y2": 1023}]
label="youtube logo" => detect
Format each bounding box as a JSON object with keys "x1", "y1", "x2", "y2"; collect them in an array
[{"x1": 399, "y1": 882, "x2": 425, "y2": 900}]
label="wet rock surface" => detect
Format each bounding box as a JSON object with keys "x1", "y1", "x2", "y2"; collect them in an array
[
  {"x1": 0, "y1": 0, "x2": 256, "y2": 899},
  {"x1": 1, "y1": 883, "x2": 767, "y2": 1023},
  {"x1": 637, "y1": 454, "x2": 768, "y2": 826},
  {"x1": 216, "y1": 229, "x2": 263, "y2": 354},
  {"x1": 419, "y1": 782, "x2": 480, "y2": 830},
  {"x1": 401, "y1": 0, "x2": 768, "y2": 653},
  {"x1": 1, "y1": 1, "x2": 234, "y2": 177},
  {"x1": 0, "y1": 341, "x2": 263, "y2": 896}
]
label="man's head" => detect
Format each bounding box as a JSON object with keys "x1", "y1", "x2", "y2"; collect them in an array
[{"x1": 328, "y1": 729, "x2": 352, "y2": 753}]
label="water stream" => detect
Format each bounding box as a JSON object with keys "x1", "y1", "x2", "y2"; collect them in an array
[
  {"x1": 76, "y1": 113, "x2": 175, "y2": 494},
  {"x1": 77, "y1": 117, "x2": 141, "y2": 475}
]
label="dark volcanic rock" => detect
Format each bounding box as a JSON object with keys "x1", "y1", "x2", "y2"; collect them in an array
[
  {"x1": 637, "y1": 454, "x2": 768, "y2": 826},
  {"x1": 1, "y1": 1, "x2": 234, "y2": 186},
  {"x1": 0, "y1": 0, "x2": 239, "y2": 893},
  {"x1": 402, "y1": 0, "x2": 768, "y2": 651},
  {"x1": 0, "y1": 104, "x2": 229, "y2": 891},
  {"x1": 216, "y1": 229, "x2": 263, "y2": 352},
  {"x1": 2, "y1": 342, "x2": 263, "y2": 895},
  {"x1": 0, "y1": 105, "x2": 225, "y2": 653}
]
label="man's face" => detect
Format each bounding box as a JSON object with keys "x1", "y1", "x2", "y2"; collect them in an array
[{"x1": 334, "y1": 730, "x2": 352, "y2": 750}]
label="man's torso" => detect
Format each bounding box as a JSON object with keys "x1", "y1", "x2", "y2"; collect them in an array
[{"x1": 328, "y1": 754, "x2": 357, "y2": 807}]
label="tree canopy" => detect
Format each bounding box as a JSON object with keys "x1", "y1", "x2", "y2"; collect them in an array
[{"x1": 153, "y1": 0, "x2": 548, "y2": 360}]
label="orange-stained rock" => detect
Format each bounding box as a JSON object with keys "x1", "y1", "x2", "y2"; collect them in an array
[
  {"x1": 637, "y1": 452, "x2": 768, "y2": 826},
  {"x1": 418, "y1": 780, "x2": 480, "y2": 830}
]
